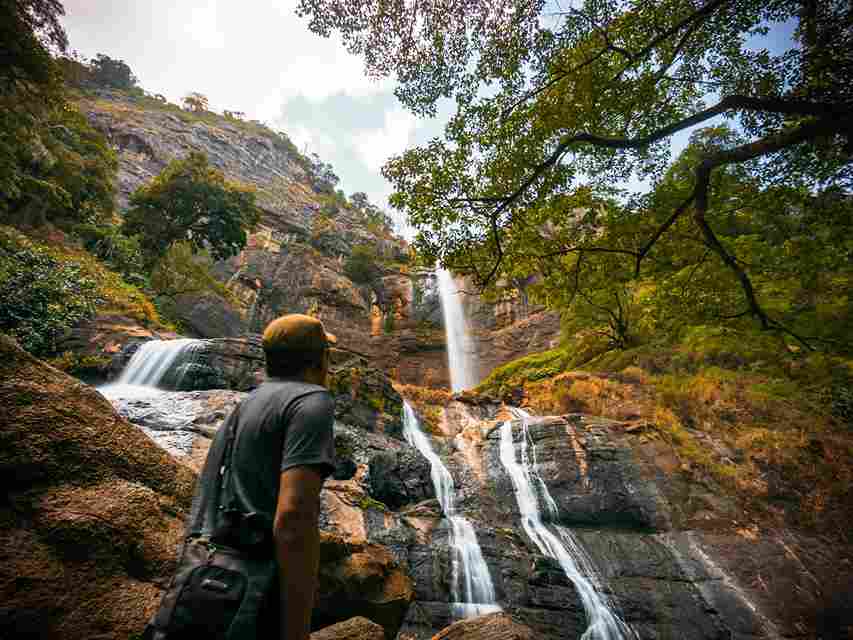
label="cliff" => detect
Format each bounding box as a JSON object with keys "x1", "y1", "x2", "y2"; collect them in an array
[{"x1": 66, "y1": 88, "x2": 558, "y2": 388}]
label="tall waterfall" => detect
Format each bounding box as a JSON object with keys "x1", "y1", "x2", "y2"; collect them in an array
[
  {"x1": 402, "y1": 401, "x2": 499, "y2": 618},
  {"x1": 436, "y1": 269, "x2": 479, "y2": 392},
  {"x1": 100, "y1": 339, "x2": 202, "y2": 398},
  {"x1": 498, "y1": 410, "x2": 635, "y2": 640}
]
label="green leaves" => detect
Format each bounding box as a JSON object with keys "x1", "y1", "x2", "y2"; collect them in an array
[
  {"x1": 123, "y1": 152, "x2": 261, "y2": 265},
  {"x1": 0, "y1": 228, "x2": 98, "y2": 357}
]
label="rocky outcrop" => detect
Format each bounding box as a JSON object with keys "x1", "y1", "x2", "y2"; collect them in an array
[
  {"x1": 312, "y1": 616, "x2": 387, "y2": 640},
  {"x1": 0, "y1": 334, "x2": 196, "y2": 639},
  {"x1": 316, "y1": 533, "x2": 415, "y2": 640},
  {"x1": 429, "y1": 612, "x2": 534, "y2": 640}
]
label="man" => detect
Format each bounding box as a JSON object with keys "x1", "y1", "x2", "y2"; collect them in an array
[{"x1": 185, "y1": 313, "x2": 337, "y2": 640}]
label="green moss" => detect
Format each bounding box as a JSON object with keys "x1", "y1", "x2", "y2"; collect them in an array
[{"x1": 357, "y1": 495, "x2": 388, "y2": 512}]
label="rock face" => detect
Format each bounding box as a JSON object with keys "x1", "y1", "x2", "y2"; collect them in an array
[
  {"x1": 311, "y1": 616, "x2": 387, "y2": 640},
  {"x1": 76, "y1": 91, "x2": 560, "y2": 391},
  {"x1": 430, "y1": 612, "x2": 534, "y2": 640},
  {"x1": 316, "y1": 533, "x2": 415, "y2": 639},
  {"x1": 315, "y1": 399, "x2": 852, "y2": 640},
  {"x1": 0, "y1": 335, "x2": 196, "y2": 639}
]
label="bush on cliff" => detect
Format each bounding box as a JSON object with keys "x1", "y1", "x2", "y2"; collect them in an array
[
  {"x1": 0, "y1": 227, "x2": 98, "y2": 356},
  {"x1": 344, "y1": 244, "x2": 382, "y2": 284},
  {"x1": 0, "y1": 225, "x2": 165, "y2": 357}
]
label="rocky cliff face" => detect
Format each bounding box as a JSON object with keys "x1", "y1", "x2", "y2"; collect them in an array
[{"x1": 71, "y1": 90, "x2": 559, "y2": 389}]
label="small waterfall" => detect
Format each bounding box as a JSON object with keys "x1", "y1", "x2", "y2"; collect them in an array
[
  {"x1": 498, "y1": 410, "x2": 635, "y2": 640},
  {"x1": 402, "y1": 401, "x2": 499, "y2": 618},
  {"x1": 436, "y1": 269, "x2": 479, "y2": 392},
  {"x1": 100, "y1": 339, "x2": 203, "y2": 398}
]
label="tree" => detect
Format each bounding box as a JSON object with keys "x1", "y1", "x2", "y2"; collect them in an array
[
  {"x1": 0, "y1": 0, "x2": 66, "y2": 212},
  {"x1": 88, "y1": 53, "x2": 137, "y2": 89},
  {"x1": 150, "y1": 241, "x2": 232, "y2": 301},
  {"x1": 182, "y1": 92, "x2": 209, "y2": 112},
  {"x1": 297, "y1": 0, "x2": 852, "y2": 345},
  {"x1": 122, "y1": 152, "x2": 261, "y2": 264}
]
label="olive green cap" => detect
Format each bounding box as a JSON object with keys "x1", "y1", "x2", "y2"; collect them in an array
[{"x1": 262, "y1": 314, "x2": 337, "y2": 353}]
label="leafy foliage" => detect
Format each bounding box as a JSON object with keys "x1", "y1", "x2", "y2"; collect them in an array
[
  {"x1": 88, "y1": 53, "x2": 138, "y2": 89},
  {"x1": 1, "y1": 0, "x2": 66, "y2": 215},
  {"x1": 123, "y1": 151, "x2": 261, "y2": 264},
  {"x1": 73, "y1": 223, "x2": 145, "y2": 283},
  {"x1": 150, "y1": 241, "x2": 234, "y2": 303},
  {"x1": 0, "y1": 227, "x2": 98, "y2": 356},
  {"x1": 299, "y1": 0, "x2": 852, "y2": 346},
  {"x1": 344, "y1": 244, "x2": 382, "y2": 284},
  {"x1": 1, "y1": 3, "x2": 118, "y2": 228}
]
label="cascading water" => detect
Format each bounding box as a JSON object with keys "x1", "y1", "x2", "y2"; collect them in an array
[
  {"x1": 98, "y1": 339, "x2": 206, "y2": 455},
  {"x1": 99, "y1": 339, "x2": 203, "y2": 400},
  {"x1": 436, "y1": 269, "x2": 479, "y2": 392},
  {"x1": 402, "y1": 401, "x2": 499, "y2": 618},
  {"x1": 498, "y1": 409, "x2": 636, "y2": 640}
]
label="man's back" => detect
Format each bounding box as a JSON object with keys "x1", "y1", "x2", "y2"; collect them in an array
[{"x1": 186, "y1": 378, "x2": 336, "y2": 542}]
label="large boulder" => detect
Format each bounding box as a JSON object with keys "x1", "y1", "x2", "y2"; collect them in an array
[
  {"x1": 0, "y1": 334, "x2": 196, "y2": 639},
  {"x1": 367, "y1": 447, "x2": 435, "y2": 510},
  {"x1": 430, "y1": 612, "x2": 534, "y2": 640},
  {"x1": 311, "y1": 616, "x2": 386, "y2": 640},
  {"x1": 315, "y1": 532, "x2": 414, "y2": 640}
]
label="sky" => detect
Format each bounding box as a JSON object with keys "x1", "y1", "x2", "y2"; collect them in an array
[
  {"x1": 60, "y1": 0, "x2": 450, "y2": 217},
  {"x1": 60, "y1": 2, "x2": 798, "y2": 226}
]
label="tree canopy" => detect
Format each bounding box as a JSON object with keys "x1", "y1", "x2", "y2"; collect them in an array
[
  {"x1": 122, "y1": 152, "x2": 261, "y2": 264},
  {"x1": 298, "y1": 0, "x2": 852, "y2": 348},
  {"x1": 89, "y1": 53, "x2": 138, "y2": 89}
]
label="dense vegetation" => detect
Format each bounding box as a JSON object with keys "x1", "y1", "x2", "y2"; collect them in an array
[{"x1": 299, "y1": 0, "x2": 851, "y2": 354}]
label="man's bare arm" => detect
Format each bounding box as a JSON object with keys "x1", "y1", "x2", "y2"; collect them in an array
[{"x1": 273, "y1": 466, "x2": 324, "y2": 640}]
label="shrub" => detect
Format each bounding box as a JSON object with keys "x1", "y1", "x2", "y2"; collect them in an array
[
  {"x1": 73, "y1": 223, "x2": 145, "y2": 283},
  {"x1": 344, "y1": 244, "x2": 381, "y2": 284},
  {"x1": 0, "y1": 228, "x2": 99, "y2": 356}
]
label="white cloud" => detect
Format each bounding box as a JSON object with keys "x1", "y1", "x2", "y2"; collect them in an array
[{"x1": 354, "y1": 107, "x2": 419, "y2": 171}]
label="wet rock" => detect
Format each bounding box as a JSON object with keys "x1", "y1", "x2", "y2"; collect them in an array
[
  {"x1": 483, "y1": 416, "x2": 669, "y2": 530},
  {"x1": 315, "y1": 533, "x2": 414, "y2": 640},
  {"x1": 430, "y1": 612, "x2": 534, "y2": 640},
  {"x1": 102, "y1": 388, "x2": 245, "y2": 456},
  {"x1": 367, "y1": 447, "x2": 435, "y2": 510},
  {"x1": 311, "y1": 616, "x2": 386, "y2": 640},
  {"x1": 171, "y1": 291, "x2": 247, "y2": 338},
  {"x1": 331, "y1": 366, "x2": 404, "y2": 438},
  {"x1": 0, "y1": 334, "x2": 196, "y2": 640}
]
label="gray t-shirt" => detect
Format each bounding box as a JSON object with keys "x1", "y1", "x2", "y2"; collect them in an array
[{"x1": 187, "y1": 378, "x2": 335, "y2": 539}]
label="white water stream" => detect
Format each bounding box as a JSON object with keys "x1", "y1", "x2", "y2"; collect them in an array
[
  {"x1": 99, "y1": 338, "x2": 203, "y2": 400},
  {"x1": 499, "y1": 410, "x2": 635, "y2": 640},
  {"x1": 402, "y1": 401, "x2": 499, "y2": 618},
  {"x1": 436, "y1": 269, "x2": 479, "y2": 392}
]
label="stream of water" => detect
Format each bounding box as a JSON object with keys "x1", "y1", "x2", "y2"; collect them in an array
[
  {"x1": 99, "y1": 339, "x2": 203, "y2": 399},
  {"x1": 436, "y1": 269, "x2": 479, "y2": 392},
  {"x1": 402, "y1": 401, "x2": 500, "y2": 618},
  {"x1": 499, "y1": 410, "x2": 635, "y2": 640}
]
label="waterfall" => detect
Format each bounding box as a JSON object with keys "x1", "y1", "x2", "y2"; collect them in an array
[
  {"x1": 436, "y1": 269, "x2": 479, "y2": 392},
  {"x1": 402, "y1": 401, "x2": 499, "y2": 618},
  {"x1": 100, "y1": 339, "x2": 203, "y2": 398},
  {"x1": 498, "y1": 410, "x2": 635, "y2": 640}
]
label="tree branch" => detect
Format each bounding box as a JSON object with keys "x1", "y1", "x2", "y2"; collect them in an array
[{"x1": 690, "y1": 116, "x2": 844, "y2": 348}]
